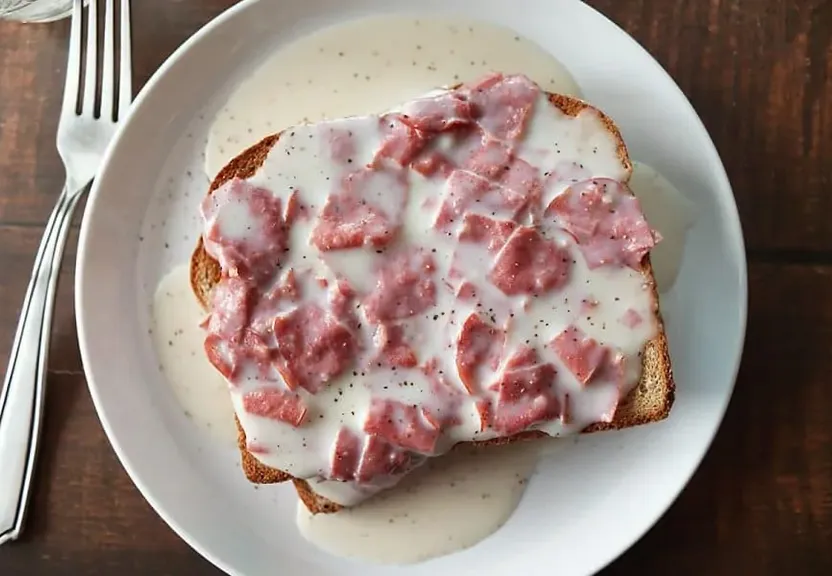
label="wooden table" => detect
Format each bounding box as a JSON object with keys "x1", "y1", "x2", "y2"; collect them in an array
[{"x1": 1, "y1": 0, "x2": 830, "y2": 573}]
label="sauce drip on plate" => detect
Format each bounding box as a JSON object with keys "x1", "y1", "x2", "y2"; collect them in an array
[
  {"x1": 151, "y1": 264, "x2": 237, "y2": 445},
  {"x1": 630, "y1": 162, "x2": 696, "y2": 293},
  {"x1": 297, "y1": 441, "x2": 558, "y2": 565}
]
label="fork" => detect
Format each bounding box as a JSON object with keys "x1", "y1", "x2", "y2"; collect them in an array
[{"x1": 0, "y1": 0, "x2": 132, "y2": 546}]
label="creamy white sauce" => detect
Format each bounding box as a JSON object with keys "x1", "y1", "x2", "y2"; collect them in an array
[
  {"x1": 197, "y1": 14, "x2": 692, "y2": 568},
  {"x1": 151, "y1": 264, "x2": 237, "y2": 445},
  {"x1": 222, "y1": 88, "x2": 648, "y2": 489},
  {"x1": 629, "y1": 162, "x2": 697, "y2": 293},
  {"x1": 297, "y1": 441, "x2": 558, "y2": 565},
  {"x1": 205, "y1": 16, "x2": 581, "y2": 179}
]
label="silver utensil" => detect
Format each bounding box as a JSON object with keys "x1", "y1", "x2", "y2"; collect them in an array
[{"x1": 0, "y1": 0, "x2": 133, "y2": 545}]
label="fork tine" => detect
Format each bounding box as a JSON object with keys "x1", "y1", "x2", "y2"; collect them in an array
[
  {"x1": 81, "y1": 0, "x2": 98, "y2": 117},
  {"x1": 117, "y1": 0, "x2": 133, "y2": 120},
  {"x1": 61, "y1": 0, "x2": 83, "y2": 115},
  {"x1": 100, "y1": 0, "x2": 115, "y2": 121}
]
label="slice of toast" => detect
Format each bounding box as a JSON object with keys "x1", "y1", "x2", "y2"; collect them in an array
[{"x1": 191, "y1": 92, "x2": 674, "y2": 514}]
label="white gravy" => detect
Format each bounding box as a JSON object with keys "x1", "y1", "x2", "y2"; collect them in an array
[
  {"x1": 205, "y1": 16, "x2": 582, "y2": 179},
  {"x1": 629, "y1": 162, "x2": 697, "y2": 293},
  {"x1": 151, "y1": 264, "x2": 237, "y2": 445},
  {"x1": 297, "y1": 440, "x2": 561, "y2": 565},
  {"x1": 184, "y1": 14, "x2": 695, "y2": 568}
]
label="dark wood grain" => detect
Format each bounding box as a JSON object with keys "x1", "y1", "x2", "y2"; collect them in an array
[{"x1": 1, "y1": 0, "x2": 831, "y2": 574}]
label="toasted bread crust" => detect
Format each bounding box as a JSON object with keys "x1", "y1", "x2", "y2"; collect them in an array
[{"x1": 192, "y1": 94, "x2": 674, "y2": 514}]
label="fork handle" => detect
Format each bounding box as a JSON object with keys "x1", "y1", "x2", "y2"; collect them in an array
[{"x1": 0, "y1": 185, "x2": 82, "y2": 546}]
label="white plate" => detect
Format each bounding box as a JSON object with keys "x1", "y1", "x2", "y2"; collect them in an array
[{"x1": 75, "y1": 0, "x2": 747, "y2": 574}]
